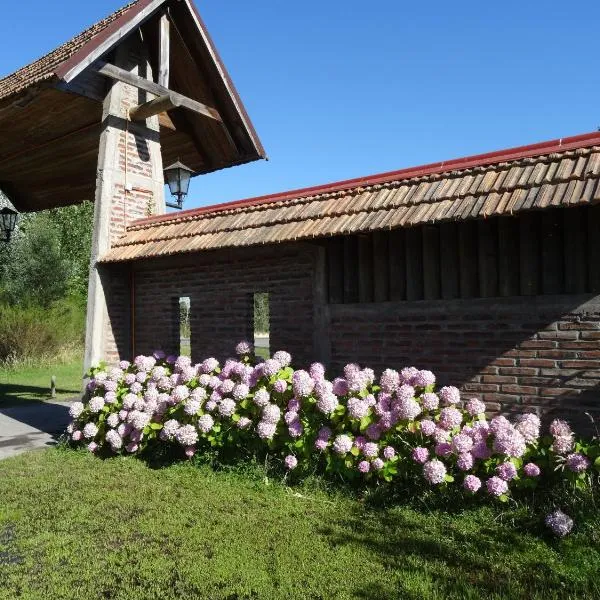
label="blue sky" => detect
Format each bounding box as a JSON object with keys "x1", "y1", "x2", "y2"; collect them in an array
[{"x1": 2, "y1": 1, "x2": 600, "y2": 211}]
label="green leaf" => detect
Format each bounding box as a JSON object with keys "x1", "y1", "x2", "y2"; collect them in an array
[
  {"x1": 498, "y1": 494, "x2": 509, "y2": 503},
  {"x1": 150, "y1": 422, "x2": 162, "y2": 430},
  {"x1": 444, "y1": 474, "x2": 454, "y2": 483},
  {"x1": 350, "y1": 446, "x2": 360, "y2": 456}
]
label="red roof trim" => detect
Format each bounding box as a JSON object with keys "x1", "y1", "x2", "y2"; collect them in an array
[{"x1": 134, "y1": 131, "x2": 600, "y2": 228}]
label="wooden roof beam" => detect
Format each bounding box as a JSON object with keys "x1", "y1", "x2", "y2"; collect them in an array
[{"x1": 95, "y1": 60, "x2": 222, "y2": 122}]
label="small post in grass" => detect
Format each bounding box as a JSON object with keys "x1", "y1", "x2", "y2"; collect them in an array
[{"x1": 50, "y1": 376, "x2": 56, "y2": 399}]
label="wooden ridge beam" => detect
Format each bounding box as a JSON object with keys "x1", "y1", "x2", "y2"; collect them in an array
[{"x1": 95, "y1": 61, "x2": 222, "y2": 122}]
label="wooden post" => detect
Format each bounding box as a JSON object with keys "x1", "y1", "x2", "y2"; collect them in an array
[
  {"x1": 388, "y1": 229, "x2": 406, "y2": 301},
  {"x1": 313, "y1": 245, "x2": 331, "y2": 365},
  {"x1": 50, "y1": 376, "x2": 56, "y2": 399},
  {"x1": 372, "y1": 231, "x2": 389, "y2": 302},
  {"x1": 541, "y1": 210, "x2": 563, "y2": 294},
  {"x1": 458, "y1": 221, "x2": 478, "y2": 298},
  {"x1": 422, "y1": 225, "x2": 441, "y2": 300},
  {"x1": 564, "y1": 207, "x2": 587, "y2": 294},
  {"x1": 519, "y1": 212, "x2": 540, "y2": 295},
  {"x1": 343, "y1": 236, "x2": 359, "y2": 303},
  {"x1": 497, "y1": 217, "x2": 520, "y2": 296},
  {"x1": 327, "y1": 237, "x2": 344, "y2": 304},
  {"x1": 440, "y1": 222, "x2": 459, "y2": 299},
  {"x1": 477, "y1": 219, "x2": 498, "y2": 298},
  {"x1": 588, "y1": 205, "x2": 600, "y2": 293},
  {"x1": 358, "y1": 235, "x2": 374, "y2": 303},
  {"x1": 158, "y1": 13, "x2": 170, "y2": 88},
  {"x1": 405, "y1": 227, "x2": 424, "y2": 301}
]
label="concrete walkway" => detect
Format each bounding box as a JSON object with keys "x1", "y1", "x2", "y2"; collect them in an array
[{"x1": 0, "y1": 401, "x2": 72, "y2": 460}]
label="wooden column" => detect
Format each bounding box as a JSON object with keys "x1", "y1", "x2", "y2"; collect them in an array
[
  {"x1": 388, "y1": 229, "x2": 406, "y2": 301},
  {"x1": 440, "y1": 222, "x2": 459, "y2": 299},
  {"x1": 406, "y1": 227, "x2": 424, "y2": 301}
]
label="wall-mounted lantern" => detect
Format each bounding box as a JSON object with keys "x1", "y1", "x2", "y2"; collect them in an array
[
  {"x1": 164, "y1": 161, "x2": 194, "y2": 210},
  {"x1": 0, "y1": 207, "x2": 17, "y2": 242}
]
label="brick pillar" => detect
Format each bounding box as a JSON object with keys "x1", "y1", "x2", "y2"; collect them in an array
[{"x1": 84, "y1": 35, "x2": 165, "y2": 373}]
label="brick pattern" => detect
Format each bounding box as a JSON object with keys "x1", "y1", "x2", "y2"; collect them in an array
[
  {"x1": 127, "y1": 245, "x2": 318, "y2": 366},
  {"x1": 329, "y1": 295, "x2": 600, "y2": 427}
]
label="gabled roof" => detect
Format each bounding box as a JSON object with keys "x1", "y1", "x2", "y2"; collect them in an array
[
  {"x1": 101, "y1": 131, "x2": 600, "y2": 263},
  {"x1": 0, "y1": 0, "x2": 265, "y2": 212}
]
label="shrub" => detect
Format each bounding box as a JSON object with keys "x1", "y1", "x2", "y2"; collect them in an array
[
  {"x1": 0, "y1": 298, "x2": 85, "y2": 363},
  {"x1": 68, "y1": 343, "x2": 600, "y2": 534}
]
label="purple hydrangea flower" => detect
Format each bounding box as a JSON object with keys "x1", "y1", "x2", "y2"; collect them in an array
[
  {"x1": 309, "y1": 362, "x2": 326, "y2": 382},
  {"x1": 358, "y1": 460, "x2": 370, "y2": 473},
  {"x1": 347, "y1": 397, "x2": 370, "y2": 420},
  {"x1": 496, "y1": 462, "x2": 518, "y2": 481},
  {"x1": 333, "y1": 434, "x2": 353, "y2": 455},
  {"x1": 184, "y1": 398, "x2": 201, "y2": 416},
  {"x1": 435, "y1": 442, "x2": 452, "y2": 458},
  {"x1": 316, "y1": 393, "x2": 339, "y2": 415},
  {"x1": 515, "y1": 413, "x2": 540, "y2": 443},
  {"x1": 106, "y1": 413, "x2": 120, "y2": 428},
  {"x1": 457, "y1": 452, "x2": 474, "y2": 471},
  {"x1": 235, "y1": 340, "x2": 254, "y2": 355},
  {"x1": 71, "y1": 430, "x2": 82, "y2": 441},
  {"x1": 69, "y1": 402, "x2": 84, "y2": 419},
  {"x1": 175, "y1": 425, "x2": 198, "y2": 446},
  {"x1": 423, "y1": 459, "x2": 447, "y2": 484},
  {"x1": 365, "y1": 423, "x2": 382, "y2": 440},
  {"x1": 549, "y1": 419, "x2": 572, "y2": 438},
  {"x1": 288, "y1": 420, "x2": 303, "y2": 438},
  {"x1": 273, "y1": 379, "x2": 287, "y2": 394},
  {"x1": 218, "y1": 398, "x2": 236, "y2": 418},
  {"x1": 493, "y1": 428, "x2": 527, "y2": 458},
  {"x1": 421, "y1": 393, "x2": 439, "y2": 411},
  {"x1": 232, "y1": 383, "x2": 249, "y2": 401},
  {"x1": 83, "y1": 423, "x2": 98, "y2": 439},
  {"x1": 552, "y1": 435, "x2": 574, "y2": 455},
  {"x1": 379, "y1": 369, "x2": 400, "y2": 393},
  {"x1": 263, "y1": 359, "x2": 281, "y2": 377},
  {"x1": 439, "y1": 386, "x2": 460, "y2": 406},
  {"x1": 439, "y1": 407, "x2": 463, "y2": 430},
  {"x1": 332, "y1": 378, "x2": 349, "y2": 396},
  {"x1": 363, "y1": 442, "x2": 379, "y2": 458},
  {"x1": 236, "y1": 416, "x2": 252, "y2": 430},
  {"x1": 566, "y1": 453, "x2": 590, "y2": 473},
  {"x1": 257, "y1": 420, "x2": 277, "y2": 440},
  {"x1": 284, "y1": 454, "x2": 298, "y2": 470},
  {"x1": 486, "y1": 476, "x2": 509, "y2": 497},
  {"x1": 105, "y1": 429, "x2": 123, "y2": 451},
  {"x1": 452, "y1": 433, "x2": 474, "y2": 454},
  {"x1": 471, "y1": 441, "x2": 491, "y2": 460},
  {"x1": 314, "y1": 438, "x2": 328, "y2": 451},
  {"x1": 545, "y1": 510, "x2": 573, "y2": 537},
  {"x1": 466, "y1": 398, "x2": 486, "y2": 416},
  {"x1": 383, "y1": 446, "x2": 396, "y2": 460},
  {"x1": 262, "y1": 404, "x2": 281, "y2": 424},
  {"x1": 292, "y1": 370, "x2": 315, "y2": 398},
  {"x1": 253, "y1": 388, "x2": 270, "y2": 407},
  {"x1": 395, "y1": 397, "x2": 422, "y2": 421},
  {"x1": 412, "y1": 447, "x2": 429, "y2": 464},
  {"x1": 523, "y1": 463, "x2": 541, "y2": 477},
  {"x1": 463, "y1": 475, "x2": 482, "y2": 493},
  {"x1": 88, "y1": 442, "x2": 99, "y2": 453},
  {"x1": 200, "y1": 357, "x2": 219, "y2": 374},
  {"x1": 413, "y1": 370, "x2": 435, "y2": 388},
  {"x1": 400, "y1": 367, "x2": 418, "y2": 384},
  {"x1": 273, "y1": 351, "x2": 292, "y2": 368},
  {"x1": 198, "y1": 414, "x2": 214, "y2": 434},
  {"x1": 318, "y1": 427, "x2": 332, "y2": 440},
  {"x1": 372, "y1": 458, "x2": 384, "y2": 470},
  {"x1": 420, "y1": 419, "x2": 436, "y2": 436}
]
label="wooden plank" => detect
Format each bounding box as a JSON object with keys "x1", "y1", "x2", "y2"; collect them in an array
[
  {"x1": 388, "y1": 229, "x2": 406, "y2": 301},
  {"x1": 405, "y1": 227, "x2": 424, "y2": 301},
  {"x1": 327, "y1": 237, "x2": 344, "y2": 304},
  {"x1": 372, "y1": 231, "x2": 389, "y2": 302},
  {"x1": 564, "y1": 207, "x2": 587, "y2": 293},
  {"x1": 588, "y1": 205, "x2": 600, "y2": 293},
  {"x1": 313, "y1": 245, "x2": 331, "y2": 365},
  {"x1": 497, "y1": 217, "x2": 520, "y2": 296},
  {"x1": 440, "y1": 222, "x2": 459, "y2": 299},
  {"x1": 358, "y1": 235, "x2": 374, "y2": 303},
  {"x1": 458, "y1": 221, "x2": 478, "y2": 298},
  {"x1": 96, "y1": 61, "x2": 222, "y2": 122},
  {"x1": 519, "y1": 212, "x2": 541, "y2": 295},
  {"x1": 158, "y1": 112, "x2": 177, "y2": 130},
  {"x1": 477, "y1": 219, "x2": 498, "y2": 297},
  {"x1": 129, "y1": 94, "x2": 177, "y2": 121},
  {"x1": 158, "y1": 13, "x2": 170, "y2": 88},
  {"x1": 422, "y1": 225, "x2": 441, "y2": 300},
  {"x1": 541, "y1": 210, "x2": 564, "y2": 294},
  {"x1": 343, "y1": 236, "x2": 359, "y2": 303}
]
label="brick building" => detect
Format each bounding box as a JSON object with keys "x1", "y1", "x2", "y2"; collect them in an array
[
  {"x1": 102, "y1": 132, "x2": 600, "y2": 425},
  {"x1": 0, "y1": 1, "x2": 598, "y2": 425}
]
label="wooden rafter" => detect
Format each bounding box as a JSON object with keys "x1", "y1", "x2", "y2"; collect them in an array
[
  {"x1": 95, "y1": 61, "x2": 221, "y2": 122},
  {"x1": 158, "y1": 13, "x2": 170, "y2": 88}
]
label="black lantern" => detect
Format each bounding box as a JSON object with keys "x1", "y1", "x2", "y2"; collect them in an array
[
  {"x1": 164, "y1": 161, "x2": 194, "y2": 209},
  {"x1": 0, "y1": 207, "x2": 17, "y2": 242}
]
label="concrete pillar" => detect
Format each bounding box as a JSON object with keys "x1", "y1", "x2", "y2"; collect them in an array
[{"x1": 84, "y1": 35, "x2": 165, "y2": 374}]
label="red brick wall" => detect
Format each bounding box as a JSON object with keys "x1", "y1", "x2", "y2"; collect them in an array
[
  {"x1": 329, "y1": 295, "x2": 600, "y2": 426},
  {"x1": 127, "y1": 244, "x2": 319, "y2": 365}
]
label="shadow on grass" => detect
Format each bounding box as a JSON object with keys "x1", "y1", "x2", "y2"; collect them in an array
[
  {"x1": 0, "y1": 398, "x2": 71, "y2": 436},
  {"x1": 0, "y1": 383, "x2": 79, "y2": 407},
  {"x1": 319, "y1": 508, "x2": 599, "y2": 599}
]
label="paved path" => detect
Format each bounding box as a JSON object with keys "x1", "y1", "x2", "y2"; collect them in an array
[{"x1": 0, "y1": 401, "x2": 72, "y2": 460}]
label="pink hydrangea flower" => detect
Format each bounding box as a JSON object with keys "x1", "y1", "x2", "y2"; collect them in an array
[
  {"x1": 452, "y1": 434, "x2": 474, "y2": 454},
  {"x1": 423, "y1": 459, "x2": 447, "y2": 484},
  {"x1": 237, "y1": 416, "x2": 252, "y2": 430},
  {"x1": 421, "y1": 393, "x2": 439, "y2": 411},
  {"x1": 347, "y1": 397, "x2": 370, "y2": 419},
  {"x1": 439, "y1": 386, "x2": 460, "y2": 406},
  {"x1": 412, "y1": 447, "x2": 429, "y2": 464},
  {"x1": 372, "y1": 458, "x2": 384, "y2": 470},
  {"x1": 284, "y1": 455, "x2": 298, "y2": 470},
  {"x1": 379, "y1": 369, "x2": 400, "y2": 393},
  {"x1": 549, "y1": 419, "x2": 572, "y2": 438},
  {"x1": 256, "y1": 420, "x2": 277, "y2": 440},
  {"x1": 523, "y1": 463, "x2": 541, "y2": 477},
  {"x1": 545, "y1": 510, "x2": 573, "y2": 537},
  {"x1": 333, "y1": 434, "x2": 353, "y2": 455},
  {"x1": 566, "y1": 453, "x2": 590, "y2": 473},
  {"x1": 413, "y1": 370, "x2": 435, "y2": 388},
  {"x1": 235, "y1": 340, "x2": 253, "y2": 355},
  {"x1": 466, "y1": 398, "x2": 486, "y2": 416},
  {"x1": 486, "y1": 476, "x2": 509, "y2": 497},
  {"x1": 363, "y1": 442, "x2": 379, "y2": 458},
  {"x1": 439, "y1": 407, "x2": 462, "y2": 430},
  {"x1": 496, "y1": 462, "x2": 518, "y2": 481},
  {"x1": 463, "y1": 475, "x2": 481, "y2": 493},
  {"x1": 358, "y1": 460, "x2": 370, "y2": 473},
  {"x1": 383, "y1": 446, "x2": 396, "y2": 460},
  {"x1": 420, "y1": 419, "x2": 436, "y2": 436}
]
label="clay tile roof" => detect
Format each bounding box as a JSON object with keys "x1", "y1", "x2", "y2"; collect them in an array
[
  {"x1": 0, "y1": 1, "x2": 139, "y2": 102},
  {"x1": 101, "y1": 131, "x2": 600, "y2": 263}
]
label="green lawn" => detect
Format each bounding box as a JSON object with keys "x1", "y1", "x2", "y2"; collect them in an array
[
  {"x1": 0, "y1": 358, "x2": 83, "y2": 406},
  {"x1": 0, "y1": 450, "x2": 598, "y2": 599}
]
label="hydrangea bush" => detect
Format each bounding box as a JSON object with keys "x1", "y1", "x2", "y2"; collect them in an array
[{"x1": 68, "y1": 343, "x2": 600, "y2": 536}]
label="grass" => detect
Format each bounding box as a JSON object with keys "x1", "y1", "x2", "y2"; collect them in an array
[
  {"x1": 0, "y1": 450, "x2": 598, "y2": 599},
  {"x1": 0, "y1": 356, "x2": 83, "y2": 406}
]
